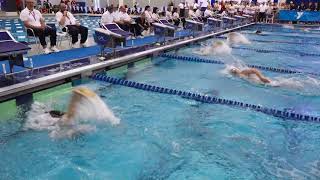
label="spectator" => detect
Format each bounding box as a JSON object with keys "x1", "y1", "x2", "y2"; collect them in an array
[
  {"x1": 16, "y1": 0, "x2": 23, "y2": 14},
  {"x1": 172, "y1": 7, "x2": 180, "y2": 26},
  {"x1": 119, "y1": 6, "x2": 143, "y2": 36},
  {"x1": 298, "y1": 2, "x2": 306, "y2": 11},
  {"x1": 21, "y1": 0, "x2": 59, "y2": 54},
  {"x1": 112, "y1": 6, "x2": 129, "y2": 31},
  {"x1": 258, "y1": 2, "x2": 267, "y2": 22},
  {"x1": 70, "y1": 0, "x2": 76, "y2": 6},
  {"x1": 198, "y1": 0, "x2": 208, "y2": 15},
  {"x1": 289, "y1": 1, "x2": 296, "y2": 10},
  {"x1": 56, "y1": 3, "x2": 88, "y2": 48},
  {"x1": 61, "y1": 0, "x2": 69, "y2": 5},
  {"x1": 96, "y1": 8, "x2": 101, "y2": 14},
  {"x1": 144, "y1": 5, "x2": 153, "y2": 25},
  {"x1": 308, "y1": 2, "x2": 316, "y2": 11},
  {"x1": 166, "y1": 6, "x2": 173, "y2": 21},
  {"x1": 43, "y1": 0, "x2": 53, "y2": 13},
  {"x1": 86, "y1": 7, "x2": 91, "y2": 13},
  {"x1": 101, "y1": 5, "x2": 114, "y2": 24},
  {"x1": 151, "y1": 7, "x2": 160, "y2": 22}
]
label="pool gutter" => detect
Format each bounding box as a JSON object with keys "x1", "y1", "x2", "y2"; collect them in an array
[{"x1": 0, "y1": 23, "x2": 254, "y2": 103}]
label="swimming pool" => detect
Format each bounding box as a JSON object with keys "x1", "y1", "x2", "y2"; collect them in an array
[{"x1": 1, "y1": 24, "x2": 320, "y2": 179}]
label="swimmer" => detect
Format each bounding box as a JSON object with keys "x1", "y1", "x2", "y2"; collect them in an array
[
  {"x1": 229, "y1": 67, "x2": 271, "y2": 84},
  {"x1": 45, "y1": 87, "x2": 99, "y2": 126},
  {"x1": 196, "y1": 40, "x2": 232, "y2": 56},
  {"x1": 227, "y1": 32, "x2": 251, "y2": 45},
  {"x1": 255, "y1": 30, "x2": 262, "y2": 34}
]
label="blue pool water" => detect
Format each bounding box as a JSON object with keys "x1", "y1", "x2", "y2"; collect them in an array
[{"x1": 1, "y1": 24, "x2": 320, "y2": 179}]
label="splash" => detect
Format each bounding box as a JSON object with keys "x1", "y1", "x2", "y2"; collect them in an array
[
  {"x1": 282, "y1": 24, "x2": 295, "y2": 29},
  {"x1": 227, "y1": 32, "x2": 251, "y2": 45},
  {"x1": 271, "y1": 75, "x2": 320, "y2": 96},
  {"x1": 24, "y1": 87, "x2": 120, "y2": 138},
  {"x1": 222, "y1": 65, "x2": 320, "y2": 95},
  {"x1": 195, "y1": 41, "x2": 232, "y2": 56}
]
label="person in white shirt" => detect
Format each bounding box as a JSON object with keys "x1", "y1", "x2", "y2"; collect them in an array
[
  {"x1": 198, "y1": 0, "x2": 208, "y2": 15},
  {"x1": 188, "y1": 6, "x2": 197, "y2": 18},
  {"x1": 20, "y1": 0, "x2": 59, "y2": 54},
  {"x1": 258, "y1": 2, "x2": 267, "y2": 22},
  {"x1": 166, "y1": 8, "x2": 173, "y2": 21},
  {"x1": 144, "y1": 5, "x2": 153, "y2": 25},
  {"x1": 151, "y1": 7, "x2": 160, "y2": 22},
  {"x1": 118, "y1": 6, "x2": 143, "y2": 36},
  {"x1": 204, "y1": 7, "x2": 213, "y2": 18},
  {"x1": 56, "y1": 3, "x2": 88, "y2": 48},
  {"x1": 100, "y1": 6, "x2": 114, "y2": 24},
  {"x1": 172, "y1": 7, "x2": 181, "y2": 26},
  {"x1": 193, "y1": 2, "x2": 200, "y2": 10}
]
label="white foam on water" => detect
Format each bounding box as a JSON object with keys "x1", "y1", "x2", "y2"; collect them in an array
[
  {"x1": 24, "y1": 89, "x2": 120, "y2": 138},
  {"x1": 227, "y1": 32, "x2": 251, "y2": 45},
  {"x1": 282, "y1": 24, "x2": 295, "y2": 29},
  {"x1": 271, "y1": 75, "x2": 320, "y2": 96},
  {"x1": 194, "y1": 41, "x2": 232, "y2": 56}
]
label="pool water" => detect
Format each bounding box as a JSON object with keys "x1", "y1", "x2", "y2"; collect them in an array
[{"x1": 1, "y1": 24, "x2": 320, "y2": 179}]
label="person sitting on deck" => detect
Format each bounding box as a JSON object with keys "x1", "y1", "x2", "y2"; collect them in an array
[
  {"x1": 56, "y1": 3, "x2": 88, "y2": 48},
  {"x1": 101, "y1": 5, "x2": 114, "y2": 25},
  {"x1": 20, "y1": 0, "x2": 60, "y2": 54}
]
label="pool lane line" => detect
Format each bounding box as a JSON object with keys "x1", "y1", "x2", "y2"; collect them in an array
[
  {"x1": 160, "y1": 54, "x2": 320, "y2": 77},
  {"x1": 240, "y1": 32, "x2": 320, "y2": 40},
  {"x1": 231, "y1": 47, "x2": 320, "y2": 57},
  {"x1": 92, "y1": 74, "x2": 320, "y2": 123},
  {"x1": 216, "y1": 36, "x2": 320, "y2": 46}
]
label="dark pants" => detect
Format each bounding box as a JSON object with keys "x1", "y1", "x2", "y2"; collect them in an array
[
  {"x1": 118, "y1": 23, "x2": 130, "y2": 32},
  {"x1": 27, "y1": 26, "x2": 57, "y2": 47},
  {"x1": 65, "y1": 25, "x2": 88, "y2": 44},
  {"x1": 258, "y1": 12, "x2": 266, "y2": 22},
  {"x1": 173, "y1": 19, "x2": 180, "y2": 26},
  {"x1": 130, "y1": 23, "x2": 143, "y2": 36}
]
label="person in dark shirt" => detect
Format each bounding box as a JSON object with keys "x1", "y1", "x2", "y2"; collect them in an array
[
  {"x1": 298, "y1": 2, "x2": 306, "y2": 11},
  {"x1": 289, "y1": 1, "x2": 296, "y2": 10},
  {"x1": 308, "y1": 2, "x2": 316, "y2": 11}
]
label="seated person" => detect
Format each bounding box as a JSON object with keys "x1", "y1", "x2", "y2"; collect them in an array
[
  {"x1": 56, "y1": 3, "x2": 88, "y2": 48},
  {"x1": 86, "y1": 6, "x2": 91, "y2": 13},
  {"x1": 101, "y1": 6, "x2": 114, "y2": 24},
  {"x1": 151, "y1": 7, "x2": 160, "y2": 22},
  {"x1": 229, "y1": 67, "x2": 271, "y2": 84},
  {"x1": 112, "y1": 6, "x2": 130, "y2": 31},
  {"x1": 204, "y1": 7, "x2": 213, "y2": 18},
  {"x1": 172, "y1": 7, "x2": 181, "y2": 26},
  {"x1": 144, "y1": 5, "x2": 153, "y2": 25},
  {"x1": 20, "y1": 0, "x2": 60, "y2": 54},
  {"x1": 165, "y1": 7, "x2": 173, "y2": 22},
  {"x1": 118, "y1": 6, "x2": 143, "y2": 36},
  {"x1": 96, "y1": 8, "x2": 101, "y2": 14}
]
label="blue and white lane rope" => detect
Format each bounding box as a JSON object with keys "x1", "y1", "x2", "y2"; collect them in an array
[
  {"x1": 232, "y1": 47, "x2": 320, "y2": 57},
  {"x1": 160, "y1": 54, "x2": 320, "y2": 76},
  {"x1": 216, "y1": 36, "x2": 320, "y2": 46},
  {"x1": 92, "y1": 74, "x2": 320, "y2": 123}
]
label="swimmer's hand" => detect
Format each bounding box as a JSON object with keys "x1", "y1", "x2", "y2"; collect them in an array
[{"x1": 261, "y1": 77, "x2": 271, "y2": 83}]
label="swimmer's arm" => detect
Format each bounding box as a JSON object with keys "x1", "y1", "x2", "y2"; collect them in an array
[{"x1": 241, "y1": 69, "x2": 271, "y2": 83}]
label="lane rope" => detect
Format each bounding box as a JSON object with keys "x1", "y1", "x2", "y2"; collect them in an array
[
  {"x1": 92, "y1": 74, "x2": 320, "y2": 123},
  {"x1": 160, "y1": 54, "x2": 320, "y2": 76}
]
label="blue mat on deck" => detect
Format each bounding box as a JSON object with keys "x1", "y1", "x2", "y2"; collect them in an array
[{"x1": 0, "y1": 35, "x2": 159, "y2": 74}]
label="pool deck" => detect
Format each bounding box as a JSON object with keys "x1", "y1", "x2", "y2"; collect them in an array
[{"x1": 0, "y1": 23, "x2": 254, "y2": 103}]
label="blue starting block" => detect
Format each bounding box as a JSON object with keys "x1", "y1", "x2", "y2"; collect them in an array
[
  {"x1": 153, "y1": 22, "x2": 175, "y2": 43},
  {"x1": 94, "y1": 28, "x2": 126, "y2": 60},
  {"x1": 207, "y1": 18, "x2": 222, "y2": 31},
  {"x1": 0, "y1": 30, "x2": 31, "y2": 74},
  {"x1": 186, "y1": 20, "x2": 204, "y2": 36}
]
